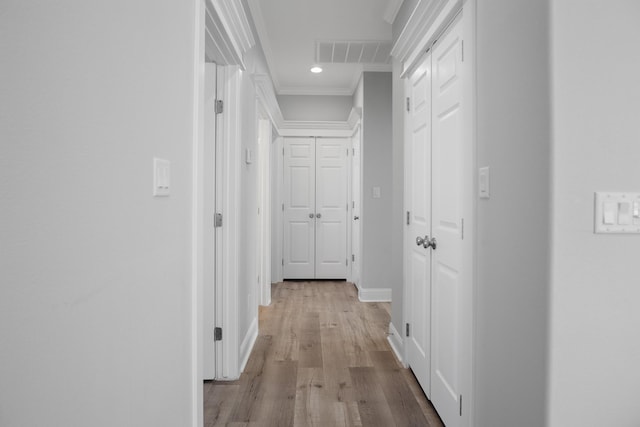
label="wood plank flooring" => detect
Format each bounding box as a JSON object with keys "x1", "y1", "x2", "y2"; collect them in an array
[{"x1": 204, "y1": 281, "x2": 444, "y2": 427}]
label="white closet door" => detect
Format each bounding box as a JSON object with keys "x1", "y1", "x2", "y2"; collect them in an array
[
  {"x1": 283, "y1": 137, "x2": 316, "y2": 279},
  {"x1": 405, "y1": 53, "x2": 433, "y2": 397},
  {"x1": 430, "y1": 14, "x2": 464, "y2": 427},
  {"x1": 315, "y1": 138, "x2": 348, "y2": 279}
]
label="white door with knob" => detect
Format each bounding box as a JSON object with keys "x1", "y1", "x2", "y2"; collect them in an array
[
  {"x1": 283, "y1": 137, "x2": 348, "y2": 279},
  {"x1": 405, "y1": 12, "x2": 469, "y2": 427},
  {"x1": 430, "y1": 16, "x2": 465, "y2": 427},
  {"x1": 405, "y1": 51, "x2": 433, "y2": 397}
]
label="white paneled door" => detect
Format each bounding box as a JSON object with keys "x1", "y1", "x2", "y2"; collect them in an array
[
  {"x1": 283, "y1": 137, "x2": 348, "y2": 280},
  {"x1": 315, "y1": 139, "x2": 348, "y2": 278},
  {"x1": 405, "y1": 52, "x2": 433, "y2": 397},
  {"x1": 405, "y1": 12, "x2": 467, "y2": 427},
  {"x1": 430, "y1": 16, "x2": 464, "y2": 427},
  {"x1": 283, "y1": 137, "x2": 316, "y2": 279}
]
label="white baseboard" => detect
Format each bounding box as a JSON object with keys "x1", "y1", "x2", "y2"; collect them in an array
[
  {"x1": 238, "y1": 316, "x2": 258, "y2": 373},
  {"x1": 387, "y1": 321, "x2": 406, "y2": 367},
  {"x1": 357, "y1": 286, "x2": 392, "y2": 302}
]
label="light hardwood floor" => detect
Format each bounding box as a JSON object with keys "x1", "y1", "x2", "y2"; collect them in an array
[{"x1": 204, "y1": 281, "x2": 444, "y2": 427}]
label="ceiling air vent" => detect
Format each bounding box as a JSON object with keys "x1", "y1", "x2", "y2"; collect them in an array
[{"x1": 316, "y1": 41, "x2": 392, "y2": 64}]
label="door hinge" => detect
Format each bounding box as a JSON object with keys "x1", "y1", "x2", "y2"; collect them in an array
[
  {"x1": 346, "y1": 148, "x2": 349, "y2": 156},
  {"x1": 346, "y1": 203, "x2": 349, "y2": 211},
  {"x1": 352, "y1": 201, "x2": 355, "y2": 209},
  {"x1": 214, "y1": 213, "x2": 223, "y2": 228},
  {"x1": 461, "y1": 218, "x2": 464, "y2": 240},
  {"x1": 282, "y1": 203, "x2": 284, "y2": 211},
  {"x1": 460, "y1": 395, "x2": 463, "y2": 416},
  {"x1": 282, "y1": 258, "x2": 284, "y2": 266},
  {"x1": 461, "y1": 40, "x2": 464, "y2": 62},
  {"x1": 215, "y1": 100, "x2": 223, "y2": 114},
  {"x1": 406, "y1": 97, "x2": 411, "y2": 112},
  {"x1": 282, "y1": 147, "x2": 284, "y2": 156},
  {"x1": 406, "y1": 211, "x2": 411, "y2": 225},
  {"x1": 406, "y1": 323, "x2": 410, "y2": 337},
  {"x1": 352, "y1": 147, "x2": 355, "y2": 155},
  {"x1": 346, "y1": 259, "x2": 348, "y2": 266},
  {"x1": 352, "y1": 254, "x2": 355, "y2": 262},
  {"x1": 214, "y1": 327, "x2": 222, "y2": 341}
]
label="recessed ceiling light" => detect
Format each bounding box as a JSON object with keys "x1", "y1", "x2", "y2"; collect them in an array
[{"x1": 310, "y1": 66, "x2": 323, "y2": 73}]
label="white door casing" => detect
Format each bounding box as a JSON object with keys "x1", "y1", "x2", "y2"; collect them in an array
[
  {"x1": 350, "y1": 127, "x2": 362, "y2": 287},
  {"x1": 405, "y1": 53, "x2": 433, "y2": 397},
  {"x1": 256, "y1": 116, "x2": 272, "y2": 306},
  {"x1": 203, "y1": 63, "x2": 217, "y2": 380}
]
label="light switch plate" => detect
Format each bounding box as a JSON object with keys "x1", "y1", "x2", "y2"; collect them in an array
[
  {"x1": 153, "y1": 158, "x2": 170, "y2": 197},
  {"x1": 372, "y1": 187, "x2": 381, "y2": 199},
  {"x1": 594, "y1": 192, "x2": 640, "y2": 233},
  {"x1": 479, "y1": 167, "x2": 490, "y2": 199}
]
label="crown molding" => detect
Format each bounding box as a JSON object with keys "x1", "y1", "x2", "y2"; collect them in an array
[
  {"x1": 399, "y1": 0, "x2": 462, "y2": 78},
  {"x1": 247, "y1": 0, "x2": 282, "y2": 92},
  {"x1": 362, "y1": 63, "x2": 393, "y2": 72},
  {"x1": 391, "y1": 0, "x2": 445, "y2": 61},
  {"x1": 347, "y1": 107, "x2": 362, "y2": 129},
  {"x1": 383, "y1": 0, "x2": 405, "y2": 24},
  {"x1": 276, "y1": 86, "x2": 355, "y2": 96},
  {"x1": 252, "y1": 73, "x2": 285, "y2": 129},
  {"x1": 205, "y1": 0, "x2": 256, "y2": 68}
]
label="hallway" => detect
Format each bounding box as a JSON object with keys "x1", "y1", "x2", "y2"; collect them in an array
[{"x1": 204, "y1": 281, "x2": 443, "y2": 426}]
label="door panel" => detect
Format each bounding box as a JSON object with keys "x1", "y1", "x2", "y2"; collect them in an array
[
  {"x1": 431, "y1": 15, "x2": 464, "y2": 427},
  {"x1": 283, "y1": 137, "x2": 315, "y2": 278},
  {"x1": 405, "y1": 53, "x2": 432, "y2": 395},
  {"x1": 316, "y1": 138, "x2": 348, "y2": 278}
]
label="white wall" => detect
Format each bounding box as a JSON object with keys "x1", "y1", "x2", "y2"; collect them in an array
[
  {"x1": 360, "y1": 72, "x2": 394, "y2": 295},
  {"x1": 474, "y1": 1, "x2": 551, "y2": 426},
  {"x1": 548, "y1": 2, "x2": 640, "y2": 426},
  {"x1": 0, "y1": 1, "x2": 197, "y2": 426},
  {"x1": 234, "y1": 42, "x2": 274, "y2": 358},
  {"x1": 276, "y1": 94, "x2": 354, "y2": 121}
]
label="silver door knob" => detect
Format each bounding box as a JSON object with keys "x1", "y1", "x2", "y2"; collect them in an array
[
  {"x1": 354, "y1": 216, "x2": 359, "y2": 220},
  {"x1": 308, "y1": 213, "x2": 314, "y2": 218},
  {"x1": 316, "y1": 213, "x2": 322, "y2": 218},
  {"x1": 416, "y1": 236, "x2": 425, "y2": 246},
  {"x1": 424, "y1": 237, "x2": 437, "y2": 250}
]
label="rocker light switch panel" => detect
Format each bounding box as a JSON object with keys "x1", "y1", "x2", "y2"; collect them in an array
[
  {"x1": 479, "y1": 167, "x2": 490, "y2": 199},
  {"x1": 594, "y1": 192, "x2": 640, "y2": 233},
  {"x1": 153, "y1": 158, "x2": 170, "y2": 197}
]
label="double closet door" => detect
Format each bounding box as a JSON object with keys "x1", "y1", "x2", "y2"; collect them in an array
[
  {"x1": 405, "y1": 13, "x2": 467, "y2": 427},
  {"x1": 283, "y1": 137, "x2": 348, "y2": 280}
]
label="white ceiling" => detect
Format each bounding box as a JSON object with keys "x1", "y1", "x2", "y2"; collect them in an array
[{"x1": 248, "y1": 0, "x2": 401, "y2": 96}]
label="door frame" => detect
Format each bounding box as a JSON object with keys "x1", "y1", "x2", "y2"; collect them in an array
[
  {"x1": 349, "y1": 124, "x2": 362, "y2": 287},
  {"x1": 399, "y1": 1, "x2": 477, "y2": 425},
  {"x1": 255, "y1": 101, "x2": 273, "y2": 306}
]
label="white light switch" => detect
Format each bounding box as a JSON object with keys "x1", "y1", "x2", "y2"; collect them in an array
[
  {"x1": 594, "y1": 192, "x2": 640, "y2": 233},
  {"x1": 618, "y1": 202, "x2": 631, "y2": 225},
  {"x1": 153, "y1": 158, "x2": 170, "y2": 197},
  {"x1": 479, "y1": 167, "x2": 490, "y2": 199},
  {"x1": 372, "y1": 187, "x2": 381, "y2": 199},
  {"x1": 603, "y1": 202, "x2": 616, "y2": 225}
]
